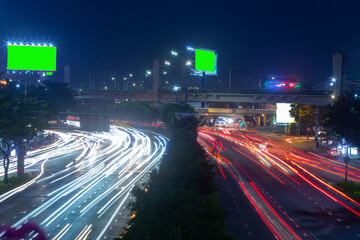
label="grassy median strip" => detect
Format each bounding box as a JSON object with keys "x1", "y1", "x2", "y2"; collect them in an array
[
  {"x1": 0, "y1": 174, "x2": 32, "y2": 194},
  {"x1": 334, "y1": 181, "x2": 360, "y2": 201},
  {"x1": 118, "y1": 117, "x2": 233, "y2": 240}
]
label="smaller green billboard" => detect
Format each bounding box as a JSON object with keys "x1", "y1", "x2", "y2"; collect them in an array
[
  {"x1": 195, "y1": 49, "x2": 216, "y2": 73},
  {"x1": 7, "y1": 45, "x2": 57, "y2": 71}
]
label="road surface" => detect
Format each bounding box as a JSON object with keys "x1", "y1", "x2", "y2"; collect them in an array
[
  {"x1": 198, "y1": 128, "x2": 360, "y2": 240},
  {"x1": 0, "y1": 125, "x2": 167, "y2": 240}
]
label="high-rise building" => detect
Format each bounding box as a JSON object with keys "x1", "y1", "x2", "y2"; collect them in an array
[{"x1": 64, "y1": 65, "x2": 70, "y2": 84}]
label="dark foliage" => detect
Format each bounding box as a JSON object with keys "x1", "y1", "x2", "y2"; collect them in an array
[
  {"x1": 0, "y1": 87, "x2": 50, "y2": 183},
  {"x1": 160, "y1": 103, "x2": 194, "y2": 127},
  {"x1": 115, "y1": 101, "x2": 159, "y2": 124},
  {"x1": 28, "y1": 80, "x2": 76, "y2": 113},
  {"x1": 120, "y1": 117, "x2": 232, "y2": 240},
  {"x1": 324, "y1": 93, "x2": 360, "y2": 147},
  {"x1": 334, "y1": 181, "x2": 360, "y2": 201}
]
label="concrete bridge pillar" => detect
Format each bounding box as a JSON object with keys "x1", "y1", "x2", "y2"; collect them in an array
[
  {"x1": 332, "y1": 52, "x2": 344, "y2": 97},
  {"x1": 80, "y1": 114, "x2": 109, "y2": 132},
  {"x1": 257, "y1": 116, "x2": 261, "y2": 127}
]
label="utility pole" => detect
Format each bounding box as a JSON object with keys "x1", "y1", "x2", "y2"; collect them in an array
[
  {"x1": 229, "y1": 67, "x2": 232, "y2": 91},
  {"x1": 185, "y1": 69, "x2": 188, "y2": 112},
  {"x1": 201, "y1": 71, "x2": 206, "y2": 93},
  {"x1": 315, "y1": 106, "x2": 319, "y2": 146},
  {"x1": 298, "y1": 106, "x2": 301, "y2": 136},
  {"x1": 344, "y1": 145, "x2": 350, "y2": 183},
  {"x1": 306, "y1": 115, "x2": 309, "y2": 142}
]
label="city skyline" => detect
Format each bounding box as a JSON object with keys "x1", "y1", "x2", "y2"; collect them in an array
[{"x1": 1, "y1": 1, "x2": 360, "y2": 86}]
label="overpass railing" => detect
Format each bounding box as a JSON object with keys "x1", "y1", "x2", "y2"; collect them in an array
[{"x1": 78, "y1": 88, "x2": 330, "y2": 96}]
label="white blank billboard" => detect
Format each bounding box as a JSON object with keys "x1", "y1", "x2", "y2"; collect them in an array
[{"x1": 276, "y1": 103, "x2": 295, "y2": 123}]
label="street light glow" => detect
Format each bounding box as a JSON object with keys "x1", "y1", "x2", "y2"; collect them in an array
[
  {"x1": 331, "y1": 78, "x2": 336, "y2": 82},
  {"x1": 164, "y1": 61, "x2": 170, "y2": 65},
  {"x1": 146, "y1": 70, "x2": 151, "y2": 75},
  {"x1": 331, "y1": 95, "x2": 335, "y2": 99},
  {"x1": 163, "y1": 71, "x2": 167, "y2": 75},
  {"x1": 112, "y1": 77, "x2": 115, "y2": 80},
  {"x1": 129, "y1": 73, "x2": 133, "y2": 77},
  {"x1": 173, "y1": 86, "x2": 180, "y2": 91},
  {"x1": 171, "y1": 51, "x2": 178, "y2": 56},
  {"x1": 186, "y1": 60, "x2": 192, "y2": 66},
  {"x1": 187, "y1": 46, "x2": 195, "y2": 51}
]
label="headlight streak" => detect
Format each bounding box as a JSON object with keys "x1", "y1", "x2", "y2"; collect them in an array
[
  {"x1": 74, "y1": 224, "x2": 92, "y2": 240},
  {"x1": 95, "y1": 141, "x2": 164, "y2": 217},
  {"x1": 52, "y1": 223, "x2": 72, "y2": 240},
  {"x1": 226, "y1": 160, "x2": 302, "y2": 240},
  {"x1": 94, "y1": 192, "x2": 130, "y2": 240},
  {"x1": 8, "y1": 125, "x2": 167, "y2": 240},
  {"x1": 0, "y1": 158, "x2": 48, "y2": 203},
  {"x1": 200, "y1": 129, "x2": 360, "y2": 240}
]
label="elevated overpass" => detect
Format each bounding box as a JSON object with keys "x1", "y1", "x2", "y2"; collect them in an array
[
  {"x1": 78, "y1": 91, "x2": 331, "y2": 106},
  {"x1": 195, "y1": 108, "x2": 274, "y2": 128}
]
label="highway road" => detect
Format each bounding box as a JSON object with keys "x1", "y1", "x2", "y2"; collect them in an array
[
  {"x1": 198, "y1": 128, "x2": 360, "y2": 240},
  {"x1": 0, "y1": 125, "x2": 167, "y2": 240}
]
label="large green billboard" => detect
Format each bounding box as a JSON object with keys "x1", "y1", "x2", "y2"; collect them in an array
[
  {"x1": 195, "y1": 49, "x2": 216, "y2": 73},
  {"x1": 7, "y1": 45, "x2": 57, "y2": 71}
]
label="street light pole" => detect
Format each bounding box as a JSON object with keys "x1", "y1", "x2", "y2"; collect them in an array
[
  {"x1": 185, "y1": 73, "x2": 188, "y2": 112},
  {"x1": 344, "y1": 145, "x2": 350, "y2": 183}
]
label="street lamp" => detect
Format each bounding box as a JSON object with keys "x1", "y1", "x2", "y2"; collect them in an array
[
  {"x1": 164, "y1": 61, "x2": 170, "y2": 66},
  {"x1": 171, "y1": 51, "x2": 178, "y2": 56},
  {"x1": 185, "y1": 60, "x2": 192, "y2": 66},
  {"x1": 173, "y1": 86, "x2": 180, "y2": 104}
]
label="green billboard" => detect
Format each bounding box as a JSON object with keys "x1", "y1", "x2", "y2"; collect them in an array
[
  {"x1": 195, "y1": 49, "x2": 216, "y2": 73},
  {"x1": 7, "y1": 45, "x2": 57, "y2": 71}
]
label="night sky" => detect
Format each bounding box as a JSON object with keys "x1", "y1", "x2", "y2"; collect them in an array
[{"x1": 1, "y1": 0, "x2": 360, "y2": 86}]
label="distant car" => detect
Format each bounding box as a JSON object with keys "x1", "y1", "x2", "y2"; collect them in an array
[{"x1": 328, "y1": 147, "x2": 340, "y2": 157}]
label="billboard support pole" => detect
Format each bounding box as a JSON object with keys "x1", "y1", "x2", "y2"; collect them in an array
[
  {"x1": 201, "y1": 71, "x2": 206, "y2": 93},
  {"x1": 24, "y1": 71, "x2": 30, "y2": 103},
  {"x1": 201, "y1": 71, "x2": 206, "y2": 108}
]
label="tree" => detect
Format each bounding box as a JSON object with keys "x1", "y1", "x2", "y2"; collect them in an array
[
  {"x1": 324, "y1": 93, "x2": 360, "y2": 148},
  {"x1": 160, "y1": 104, "x2": 194, "y2": 127},
  {"x1": 290, "y1": 104, "x2": 327, "y2": 136},
  {"x1": 115, "y1": 101, "x2": 159, "y2": 124},
  {"x1": 29, "y1": 80, "x2": 76, "y2": 112},
  {"x1": 120, "y1": 118, "x2": 232, "y2": 240},
  {"x1": 0, "y1": 89, "x2": 49, "y2": 183},
  {"x1": 324, "y1": 93, "x2": 360, "y2": 182}
]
